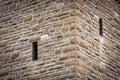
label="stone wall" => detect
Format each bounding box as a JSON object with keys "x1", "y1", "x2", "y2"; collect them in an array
[
  {"x1": 74, "y1": 0, "x2": 120, "y2": 80},
  {"x1": 0, "y1": 0, "x2": 120, "y2": 80}
]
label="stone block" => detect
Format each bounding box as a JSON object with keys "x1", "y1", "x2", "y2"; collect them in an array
[
  {"x1": 0, "y1": 16, "x2": 12, "y2": 23},
  {"x1": 0, "y1": 0, "x2": 119, "y2": 80},
  {"x1": 0, "y1": 6, "x2": 8, "y2": 13},
  {"x1": 29, "y1": 35, "x2": 40, "y2": 43},
  {"x1": 0, "y1": 40, "x2": 8, "y2": 47},
  {"x1": 0, "y1": 28, "x2": 9, "y2": 35},
  {"x1": 40, "y1": 34, "x2": 49, "y2": 41},
  {"x1": 49, "y1": 65, "x2": 63, "y2": 71},
  {"x1": 38, "y1": 16, "x2": 44, "y2": 23},
  {"x1": 39, "y1": 68, "x2": 47, "y2": 73},
  {"x1": 32, "y1": 24, "x2": 40, "y2": 31},
  {"x1": 0, "y1": 69, "x2": 9, "y2": 77},
  {"x1": 53, "y1": 20, "x2": 63, "y2": 27},
  {"x1": 9, "y1": 3, "x2": 16, "y2": 11},
  {"x1": 62, "y1": 44, "x2": 80, "y2": 53},
  {"x1": 10, "y1": 51, "x2": 20, "y2": 60},
  {"x1": 0, "y1": 53, "x2": 10, "y2": 62},
  {"x1": 65, "y1": 59, "x2": 76, "y2": 67},
  {"x1": 51, "y1": 71, "x2": 61, "y2": 78},
  {"x1": 0, "y1": 62, "x2": 3, "y2": 69},
  {"x1": 94, "y1": 15, "x2": 99, "y2": 21},
  {"x1": 76, "y1": 37, "x2": 90, "y2": 48},
  {"x1": 59, "y1": 53, "x2": 68, "y2": 61},
  {"x1": 23, "y1": 14, "x2": 32, "y2": 22},
  {"x1": 55, "y1": 47, "x2": 62, "y2": 55}
]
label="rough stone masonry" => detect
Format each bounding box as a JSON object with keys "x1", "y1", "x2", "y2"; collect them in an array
[{"x1": 0, "y1": 0, "x2": 120, "y2": 80}]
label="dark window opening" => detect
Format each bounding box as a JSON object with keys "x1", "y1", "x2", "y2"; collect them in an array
[
  {"x1": 99, "y1": 18, "x2": 103, "y2": 36},
  {"x1": 32, "y1": 41, "x2": 38, "y2": 61}
]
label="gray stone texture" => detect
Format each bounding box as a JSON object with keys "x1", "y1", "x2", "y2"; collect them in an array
[{"x1": 0, "y1": 0, "x2": 120, "y2": 80}]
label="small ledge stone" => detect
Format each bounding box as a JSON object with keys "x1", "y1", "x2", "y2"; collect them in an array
[{"x1": 29, "y1": 35, "x2": 40, "y2": 43}]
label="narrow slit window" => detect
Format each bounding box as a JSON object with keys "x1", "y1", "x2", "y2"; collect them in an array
[
  {"x1": 99, "y1": 18, "x2": 103, "y2": 36},
  {"x1": 32, "y1": 41, "x2": 38, "y2": 61}
]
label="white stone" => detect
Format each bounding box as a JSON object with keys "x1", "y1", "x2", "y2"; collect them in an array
[
  {"x1": 100, "y1": 62, "x2": 106, "y2": 67},
  {"x1": 99, "y1": 36, "x2": 104, "y2": 43},
  {"x1": 41, "y1": 34, "x2": 49, "y2": 40},
  {"x1": 63, "y1": 38, "x2": 70, "y2": 44},
  {"x1": 94, "y1": 15, "x2": 99, "y2": 21}
]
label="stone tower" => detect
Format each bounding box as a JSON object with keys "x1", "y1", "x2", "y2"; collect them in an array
[{"x1": 0, "y1": 0, "x2": 120, "y2": 80}]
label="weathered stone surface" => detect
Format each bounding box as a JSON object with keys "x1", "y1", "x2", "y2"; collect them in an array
[
  {"x1": 0, "y1": 40, "x2": 8, "y2": 47},
  {"x1": 10, "y1": 51, "x2": 20, "y2": 60},
  {"x1": 0, "y1": 54, "x2": 10, "y2": 62},
  {"x1": 0, "y1": 16, "x2": 11, "y2": 23},
  {"x1": 0, "y1": 28, "x2": 9, "y2": 35},
  {"x1": 32, "y1": 24, "x2": 40, "y2": 31},
  {"x1": 62, "y1": 44, "x2": 80, "y2": 53},
  {"x1": 29, "y1": 35, "x2": 40, "y2": 43},
  {"x1": 40, "y1": 34, "x2": 49, "y2": 41},
  {"x1": 0, "y1": 62, "x2": 3, "y2": 69},
  {"x1": 59, "y1": 53, "x2": 68, "y2": 61},
  {"x1": 0, "y1": 0, "x2": 119, "y2": 80},
  {"x1": 23, "y1": 14, "x2": 32, "y2": 22},
  {"x1": 0, "y1": 69, "x2": 9, "y2": 77}
]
